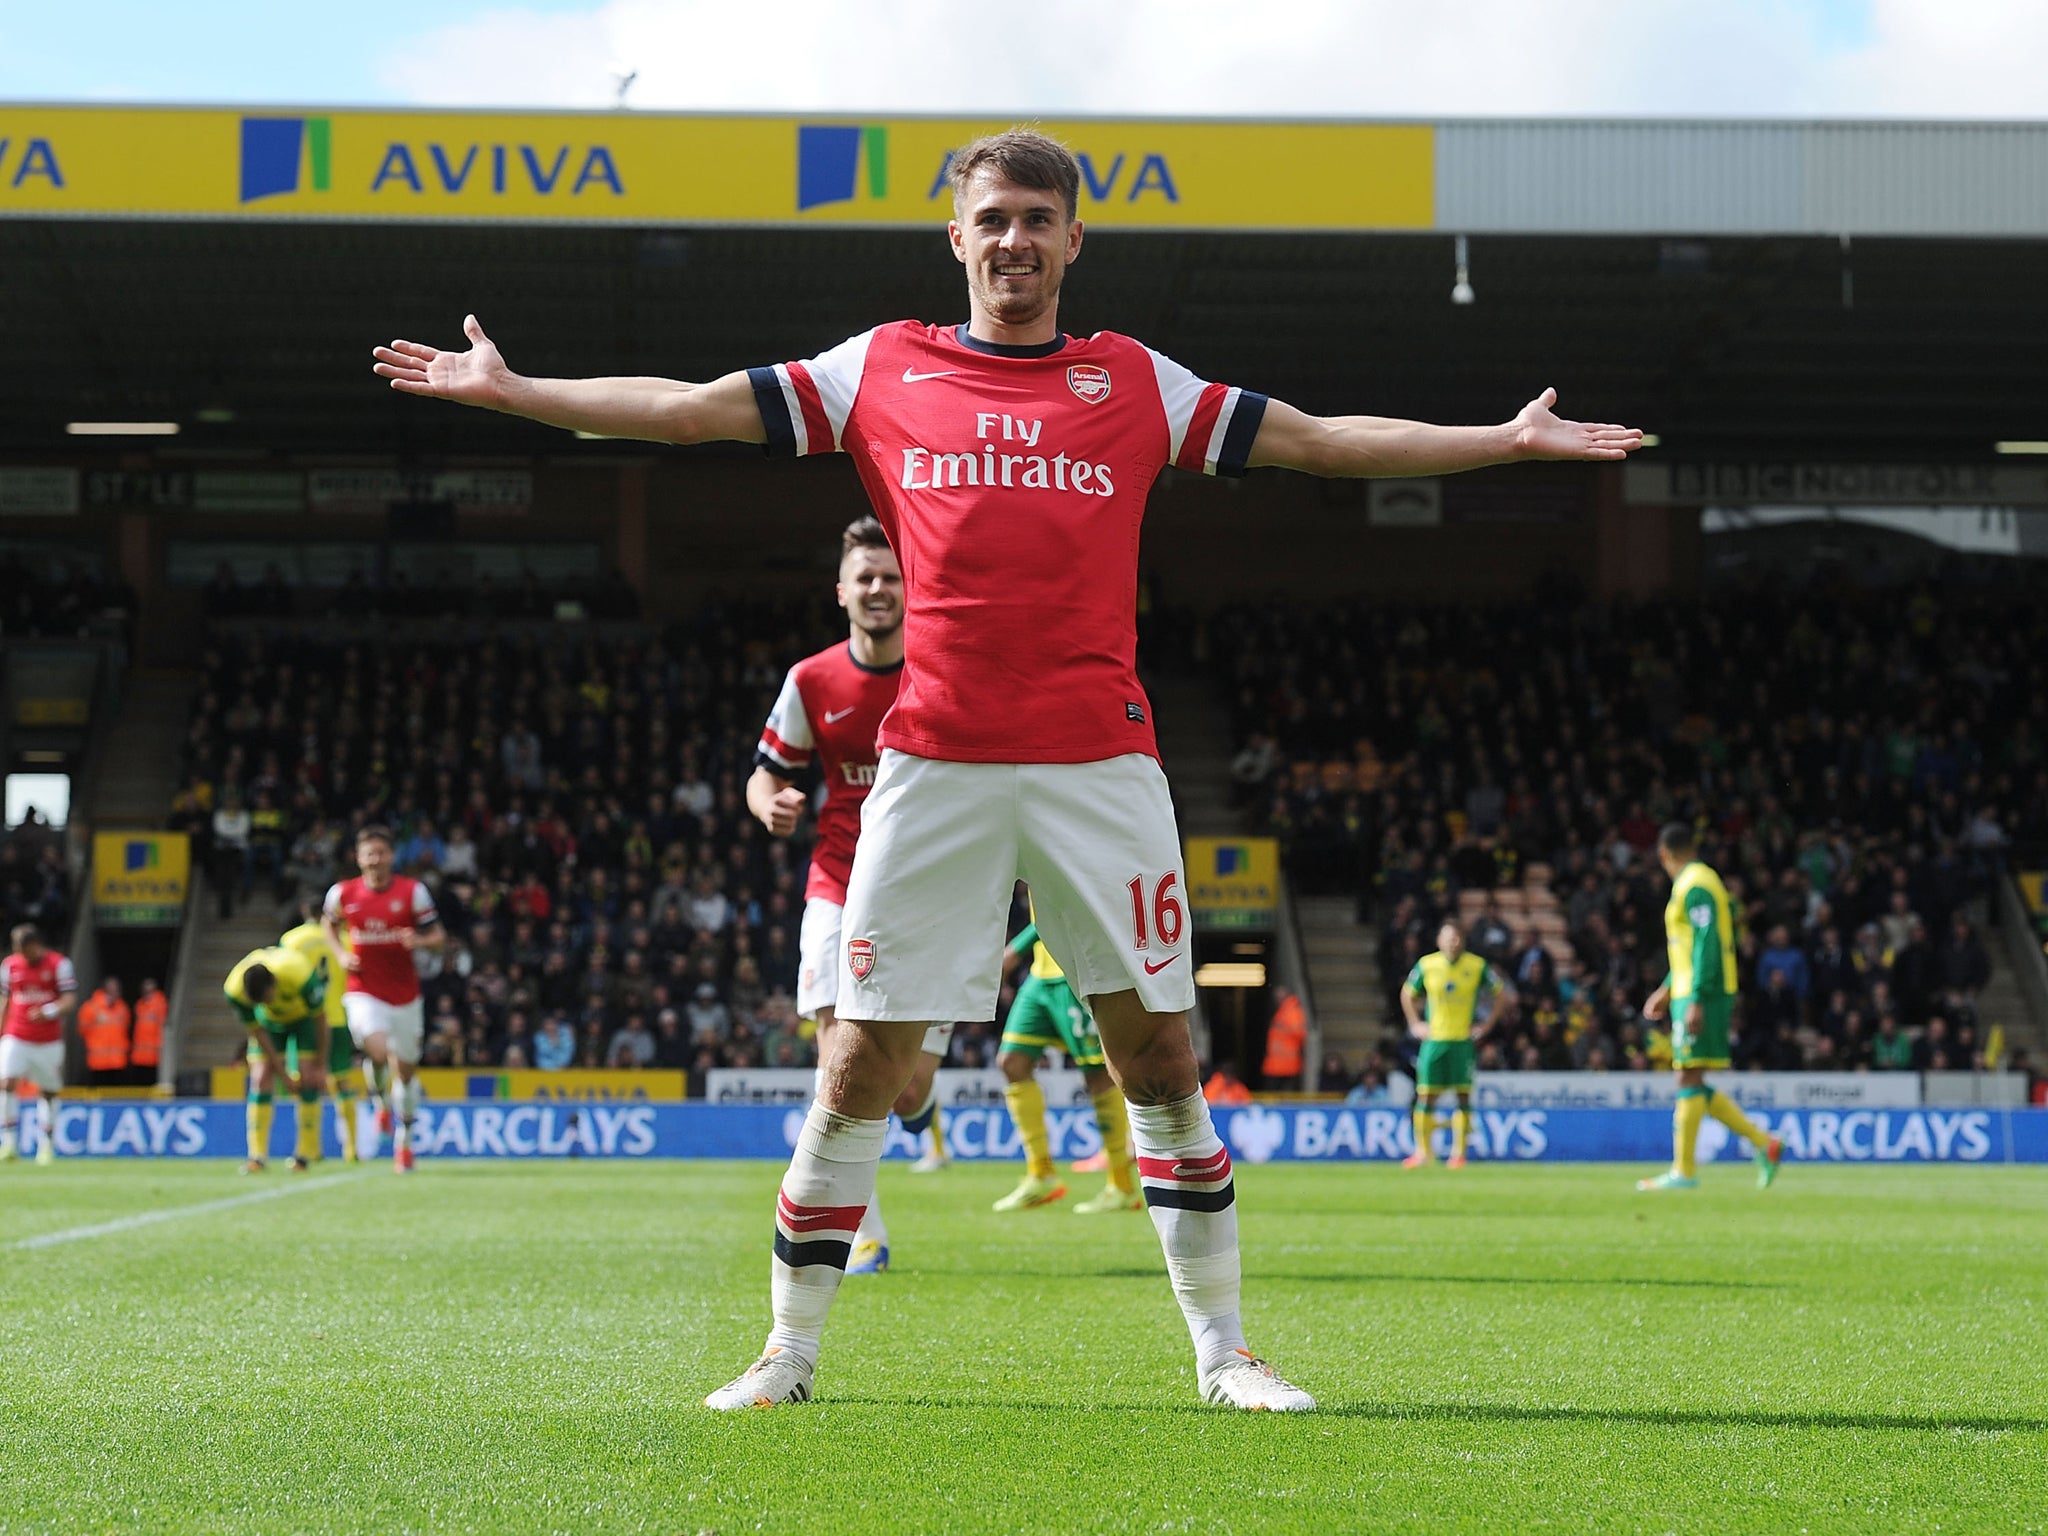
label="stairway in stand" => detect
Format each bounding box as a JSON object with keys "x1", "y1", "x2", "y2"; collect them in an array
[{"x1": 1295, "y1": 895, "x2": 1384, "y2": 1067}]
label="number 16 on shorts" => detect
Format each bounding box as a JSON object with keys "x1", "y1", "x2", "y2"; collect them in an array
[{"x1": 1128, "y1": 873, "x2": 1185, "y2": 955}]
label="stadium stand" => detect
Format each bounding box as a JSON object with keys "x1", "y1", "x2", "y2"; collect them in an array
[{"x1": 1213, "y1": 575, "x2": 2042, "y2": 1078}]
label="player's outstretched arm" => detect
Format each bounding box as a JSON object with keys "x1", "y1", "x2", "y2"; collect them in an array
[
  {"x1": 371, "y1": 315, "x2": 766, "y2": 447},
  {"x1": 1248, "y1": 390, "x2": 1640, "y2": 478}
]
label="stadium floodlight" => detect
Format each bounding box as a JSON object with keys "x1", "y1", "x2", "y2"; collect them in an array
[
  {"x1": 1994, "y1": 441, "x2": 2048, "y2": 454},
  {"x1": 65, "y1": 421, "x2": 179, "y2": 435},
  {"x1": 1450, "y1": 234, "x2": 1475, "y2": 306}
]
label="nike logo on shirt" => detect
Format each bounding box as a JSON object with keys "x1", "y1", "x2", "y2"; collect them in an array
[
  {"x1": 901, "y1": 368, "x2": 958, "y2": 383},
  {"x1": 1143, "y1": 955, "x2": 1182, "y2": 975},
  {"x1": 823, "y1": 707, "x2": 858, "y2": 724}
]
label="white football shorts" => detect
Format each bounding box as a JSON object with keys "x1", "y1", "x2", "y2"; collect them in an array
[
  {"x1": 800, "y1": 896, "x2": 954, "y2": 1056},
  {"x1": 344, "y1": 993, "x2": 425, "y2": 1065},
  {"x1": 836, "y1": 751, "x2": 1195, "y2": 1026},
  {"x1": 0, "y1": 1036, "x2": 64, "y2": 1093}
]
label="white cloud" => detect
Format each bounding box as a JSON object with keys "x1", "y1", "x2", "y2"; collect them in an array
[{"x1": 377, "y1": 0, "x2": 2048, "y2": 117}]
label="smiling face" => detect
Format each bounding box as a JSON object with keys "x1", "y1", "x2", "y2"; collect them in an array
[
  {"x1": 838, "y1": 542, "x2": 903, "y2": 642},
  {"x1": 949, "y1": 169, "x2": 1084, "y2": 334}
]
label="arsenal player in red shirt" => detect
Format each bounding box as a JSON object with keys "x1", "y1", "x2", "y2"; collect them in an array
[
  {"x1": 0, "y1": 923, "x2": 77, "y2": 1164},
  {"x1": 323, "y1": 824, "x2": 444, "y2": 1173},
  {"x1": 746, "y1": 515, "x2": 950, "y2": 1276},
  {"x1": 376, "y1": 127, "x2": 1639, "y2": 1412}
]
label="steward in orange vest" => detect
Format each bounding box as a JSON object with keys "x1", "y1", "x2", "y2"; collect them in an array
[
  {"x1": 1262, "y1": 988, "x2": 1308, "y2": 1088},
  {"x1": 79, "y1": 980, "x2": 132, "y2": 1081},
  {"x1": 132, "y1": 979, "x2": 168, "y2": 1080}
]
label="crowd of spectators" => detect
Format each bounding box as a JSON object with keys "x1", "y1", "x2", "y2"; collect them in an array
[
  {"x1": 1218, "y1": 579, "x2": 2043, "y2": 1076},
  {"x1": 174, "y1": 599, "x2": 862, "y2": 1084},
  {"x1": 0, "y1": 820, "x2": 69, "y2": 944},
  {"x1": 199, "y1": 562, "x2": 643, "y2": 623},
  {"x1": 0, "y1": 553, "x2": 136, "y2": 642}
]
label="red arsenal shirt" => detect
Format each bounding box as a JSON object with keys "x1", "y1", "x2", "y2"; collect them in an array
[
  {"x1": 749, "y1": 322, "x2": 1266, "y2": 764},
  {"x1": 756, "y1": 641, "x2": 902, "y2": 905},
  {"x1": 322, "y1": 874, "x2": 438, "y2": 1005},
  {"x1": 1, "y1": 951, "x2": 74, "y2": 1044}
]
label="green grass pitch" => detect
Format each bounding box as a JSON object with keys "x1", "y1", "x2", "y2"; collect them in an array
[{"x1": 1, "y1": 1159, "x2": 2043, "y2": 1534}]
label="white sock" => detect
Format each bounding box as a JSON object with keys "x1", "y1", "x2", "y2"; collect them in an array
[
  {"x1": 390, "y1": 1075, "x2": 415, "y2": 1149},
  {"x1": 0, "y1": 1090, "x2": 17, "y2": 1146},
  {"x1": 39, "y1": 1097, "x2": 58, "y2": 1154},
  {"x1": 1129, "y1": 1093, "x2": 1247, "y2": 1377},
  {"x1": 766, "y1": 1103, "x2": 886, "y2": 1368}
]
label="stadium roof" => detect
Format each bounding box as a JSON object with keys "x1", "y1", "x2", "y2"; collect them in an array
[{"x1": 2, "y1": 107, "x2": 2046, "y2": 459}]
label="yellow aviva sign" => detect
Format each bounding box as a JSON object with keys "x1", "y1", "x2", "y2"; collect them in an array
[
  {"x1": 91, "y1": 831, "x2": 190, "y2": 922},
  {"x1": 0, "y1": 106, "x2": 1433, "y2": 231},
  {"x1": 1185, "y1": 837, "x2": 1282, "y2": 914}
]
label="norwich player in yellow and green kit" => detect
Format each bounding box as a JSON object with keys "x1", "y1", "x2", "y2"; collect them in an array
[
  {"x1": 1401, "y1": 921, "x2": 1514, "y2": 1168},
  {"x1": 1638, "y1": 823, "x2": 1783, "y2": 1192},
  {"x1": 223, "y1": 945, "x2": 328, "y2": 1173},
  {"x1": 993, "y1": 907, "x2": 1141, "y2": 1214},
  {"x1": 281, "y1": 909, "x2": 363, "y2": 1162}
]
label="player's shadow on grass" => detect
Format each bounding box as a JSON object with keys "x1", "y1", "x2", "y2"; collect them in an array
[
  {"x1": 1264, "y1": 1271, "x2": 1786, "y2": 1291},
  {"x1": 1328, "y1": 1401, "x2": 2048, "y2": 1435},
  {"x1": 1005, "y1": 1266, "x2": 1783, "y2": 1291}
]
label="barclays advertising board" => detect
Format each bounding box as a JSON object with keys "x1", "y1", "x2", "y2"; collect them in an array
[{"x1": 14, "y1": 1101, "x2": 2048, "y2": 1164}]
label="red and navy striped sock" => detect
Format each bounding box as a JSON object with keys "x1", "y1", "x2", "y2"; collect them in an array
[
  {"x1": 765, "y1": 1103, "x2": 886, "y2": 1367},
  {"x1": 1130, "y1": 1093, "x2": 1248, "y2": 1376}
]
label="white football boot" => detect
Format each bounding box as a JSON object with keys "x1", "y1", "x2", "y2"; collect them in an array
[
  {"x1": 703, "y1": 1346, "x2": 815, "y2": 1410},
  {"x1": 1198, "y1": 1349, "x2": 1317, "y2": 1411}
]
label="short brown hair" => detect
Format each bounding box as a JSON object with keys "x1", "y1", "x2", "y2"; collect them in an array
[
  {"x1": 356, "y1": 823, "x2": 394, "y2": 849},
  {"x1": 946, "y1": 128, "x2": 1081, "y2": 222},
  {"x1": 841, "y1": 516, "x2": 891, "y2": 561},
  {"x1": 10, "y1": 923, "x2": 40, "y2": 952}
]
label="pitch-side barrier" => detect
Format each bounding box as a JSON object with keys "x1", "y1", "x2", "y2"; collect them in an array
[{"x1": 14, "y1": 1100, "x2": 2048, "y2": 1165}]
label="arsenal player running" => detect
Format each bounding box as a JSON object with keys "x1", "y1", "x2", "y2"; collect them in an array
[
  {"x1": 374, "y1": 128, "x2": 1639, "y2": 1411},
  {"x1": 747, "y1": 515, "x2": 949, "y2": 1276},
  {"x1": 322, "y1": 825, "x2": 444, "y2": 1172},
  {"x1": 0, "y1": 924, "x2": 76, "y2": 1165}
]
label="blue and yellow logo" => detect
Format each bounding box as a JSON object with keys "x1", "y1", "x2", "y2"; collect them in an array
[
  {"x1": 123, "y1": 840, "x2": 159, "y2": 873},
  {"x1": 797, "y1": 124, "x2": 887, "y2": 212},
  {"x1": 239, "y1": 115, "x2": 331, "y2": 203}
]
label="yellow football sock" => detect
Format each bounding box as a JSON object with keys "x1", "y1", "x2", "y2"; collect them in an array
[
  {"x1": 1452, "y1": 1107, "x2": 1471, "y2": 1160},
  {"x1": 247, "y1": 1097, "x2": 274, "y2": 1162},
  {"x1": 1705, "y1": 1087, "x2": 1767, "y2": 1150},
  {"x1": 1674, "y1": 1089, "x2": 1707, "y2": 1178},
  {"x1": 1005, "y1": 1076, "x2": 1055, "y2": 1179},
  {"x1": 1091, "y1": 1086, "x2": 1135, "y2": 1193},
  {"x1": 295, "y1": 1094, "x2": 322, "y2": 1162},
  {"x1": 334, "y1": 1086, "x2": 359, "y2": 1159},
  {"x1": 1411, "y1": 1105, "x2": 1435, "y2": 1161}
]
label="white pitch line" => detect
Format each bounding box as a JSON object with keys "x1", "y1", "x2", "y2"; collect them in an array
[{"x1": 11, "y1": 1170, "x2": 370, "y2": 1251}]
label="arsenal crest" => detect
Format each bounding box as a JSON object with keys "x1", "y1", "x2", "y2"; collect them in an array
[
  {"x1": 1067, "y1": 364, "x2": 1111, "y2": 404},
  {"x1": 847, "y1": 937, "x2": 876, "y2": 981}
]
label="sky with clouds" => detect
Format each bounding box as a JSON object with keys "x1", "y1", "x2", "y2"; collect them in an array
[{"x1": 2, "y1": 0, "x2": 2043, "y2": 118}]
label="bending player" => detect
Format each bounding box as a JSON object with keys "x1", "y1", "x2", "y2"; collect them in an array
[
  {"x1": 747, "y1": 516, "x2": 951, "y2": 1275},
  {"x1": 224, "y1": 943, "x2": 327, "y2": 1172},
  {"x1": 1639, "y1": 823, "x2": 1784, "y2": 1192},
  {"x1": 377, "y1": 127, "x2": 1639, "y2": 1412},
  {"x1": 1400, "y1": 921, "x2": 1513, "y2": 1169},
  {"x1": 994, "y1": 905, "x2": 1140, "y2": 1213},
  {"x1": 323, "y1": 824, "x2": 442, "y2": 1173},
  {"x1": 282, "y1": 903, "x2": 363, "y2": 1163},
  {"x1": 0, "y1": 924, "x2": 75, "y2": 1165}
]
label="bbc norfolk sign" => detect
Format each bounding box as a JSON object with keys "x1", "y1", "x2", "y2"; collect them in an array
[{"x1": 0, "y1": 106, "x2": 1433, "y2": 232}]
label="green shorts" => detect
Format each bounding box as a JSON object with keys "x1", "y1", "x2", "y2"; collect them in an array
[
  {"x1": 1416, "y1": 1038, "x2": 1475, "y2": 1092},
  {"x1": 249, "y1": 1017, "x2": 336, "y2": 1075},
  {"x1": 1001, "y1": 975, "x2": 1103, "y2": 1068},
  {"x1": 1672, "y1": 995, "x2": 1732, "y2": 1070}
]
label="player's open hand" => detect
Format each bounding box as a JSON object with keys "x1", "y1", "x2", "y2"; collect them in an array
[
  {"x1": 1513, "y1": 388, "x2": 1642, "y2": 462},
  {"x1": 372, "y1": 315, "x2": 512, "y2": 408}
]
